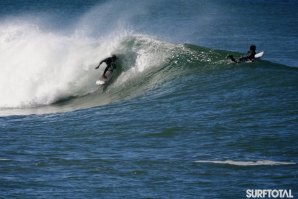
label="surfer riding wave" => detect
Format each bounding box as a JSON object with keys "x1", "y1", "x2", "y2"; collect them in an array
[{"x1": 95, "y1": 54, "x2": 117, "y2": 79}]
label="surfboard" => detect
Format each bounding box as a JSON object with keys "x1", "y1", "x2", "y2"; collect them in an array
[
  {"x1": 96, "y1": 71, "x2": 113, "y2": 85},
  {"x1": 254, "y1": 51, "x2": 264, "y2": 59}
]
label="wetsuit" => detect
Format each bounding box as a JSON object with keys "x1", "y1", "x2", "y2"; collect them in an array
[
  {"x1": 239, "y1": 50, "x2": 256, "y2": 62},
  {"x1": 99, "y1": 57, "x2": 116, "y2": 77},
  {"x1": 228, "y1": 50, "x2": 256, "y2": 63}
]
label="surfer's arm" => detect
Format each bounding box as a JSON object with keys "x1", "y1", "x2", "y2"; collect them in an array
[
  {"x1": 227, "y1": 55, "x2": 238, "y2": 63},
  {"x1": 95, "y1": 59, "x2": 107, "y2": 69},
  {"x1": 95, "y1": 62, "x2": 101, "y2": 69}
]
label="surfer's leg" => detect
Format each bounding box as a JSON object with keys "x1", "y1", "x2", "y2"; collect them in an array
[
  {"x1": 102, "y1": 66, "x2": 109, "y2": 79},
  {"x1": 239, "y1": 57, "x2": 248, "y2": 62},
  {"x1": 227, "y1": 55, "x2": 238, "y2": 63}
]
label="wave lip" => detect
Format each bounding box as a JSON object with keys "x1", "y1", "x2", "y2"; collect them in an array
[{"x1": 195, "y1": 160, "x2": 296, "y2": 166}]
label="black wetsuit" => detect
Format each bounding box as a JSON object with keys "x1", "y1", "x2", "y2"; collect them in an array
[
  {"x1": 239, "y1": 50, "x2": 256, "y2": 62},
  {"x1": 228, "y1": 50, "x2": 256, "y2": 63},
  {"x1": 99, "y1": 57, "x2": 116, "y2": 76}
]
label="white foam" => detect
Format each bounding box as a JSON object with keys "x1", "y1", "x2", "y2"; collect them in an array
[
  {"x1": 195, "y1": 160, "x2": 296, "y2": 166},
  {"x1": 0, "y1": 21, "x2": 121, "y2": 108}
]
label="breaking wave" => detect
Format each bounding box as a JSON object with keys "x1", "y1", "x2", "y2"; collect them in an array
[{"x1": 0, "y1": 19, "x2": 229, "y2": 114}]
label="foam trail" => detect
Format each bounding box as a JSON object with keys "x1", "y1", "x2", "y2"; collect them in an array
[{"x1": 195, "y1": 160, "x2": 296, "y2": 166}]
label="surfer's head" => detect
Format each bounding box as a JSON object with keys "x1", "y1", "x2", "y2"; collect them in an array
[
  {"x1": 250, "y1": 45, "x2": 256, "y2": 51},
  {"x1": 112, "y1": 54, "x2": 117, "y2": 61}
]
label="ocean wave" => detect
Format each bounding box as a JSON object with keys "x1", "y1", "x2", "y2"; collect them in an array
[{"x1": 0, "y1": 19, "x2": 224, "y2": 111}]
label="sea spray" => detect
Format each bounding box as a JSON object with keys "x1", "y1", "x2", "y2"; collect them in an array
[{"x1": 0, "y1": 22, "x2": 104, "y2": 108}]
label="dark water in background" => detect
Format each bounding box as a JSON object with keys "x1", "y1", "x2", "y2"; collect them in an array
[{"x1": 0, "y1": 0, "x2": 297, "y2": 198}]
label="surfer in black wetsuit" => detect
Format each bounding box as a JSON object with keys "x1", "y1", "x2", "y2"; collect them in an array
[
  {"x1": 95, "y1": 55, "x2": 117, "y2": 78},
  {"x1": 227, "y1": 45, "x2": 257, "y2": 63}
]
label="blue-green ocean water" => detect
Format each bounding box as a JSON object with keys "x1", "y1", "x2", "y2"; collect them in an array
[{"x1": 0, "y1": 0, "x2": 297, "y2": 198}]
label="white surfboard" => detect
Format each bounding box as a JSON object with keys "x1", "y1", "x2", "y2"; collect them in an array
[
  {"x1": 255, "y1": 51, "x2": 264, "y2": 59},
  {"x1": 96, "y1": 71, "x2": 113, "y2": 85}
]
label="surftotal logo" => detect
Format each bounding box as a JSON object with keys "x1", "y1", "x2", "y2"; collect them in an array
[{"x1": 246, "y1": 189, "x2": 294, "y2": 198}]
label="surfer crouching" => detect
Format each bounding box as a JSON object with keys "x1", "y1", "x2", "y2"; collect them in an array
[
  {"x1": 227, "y1": 45, "x2": 256, "y2": 63},
  {"x1": 95, "y1": 55, "x2": 117, "y2": 79}
]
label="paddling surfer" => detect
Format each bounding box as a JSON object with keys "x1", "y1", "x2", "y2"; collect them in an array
[{"x1": 227, "y1": 45, "x2": 257, "y2": 63}]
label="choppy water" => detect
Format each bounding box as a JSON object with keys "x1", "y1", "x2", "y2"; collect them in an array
[{"x1": 0, "y1": 0, "x2": 297, "y2": 198}]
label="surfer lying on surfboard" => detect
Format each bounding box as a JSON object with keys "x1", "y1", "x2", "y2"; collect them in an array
[
  {"x1": 95, "y1": 54, "x2": 117, "y2": 79},
  {"x1": 227, "y1": 45, "x2": 258, "y2": 63}
]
